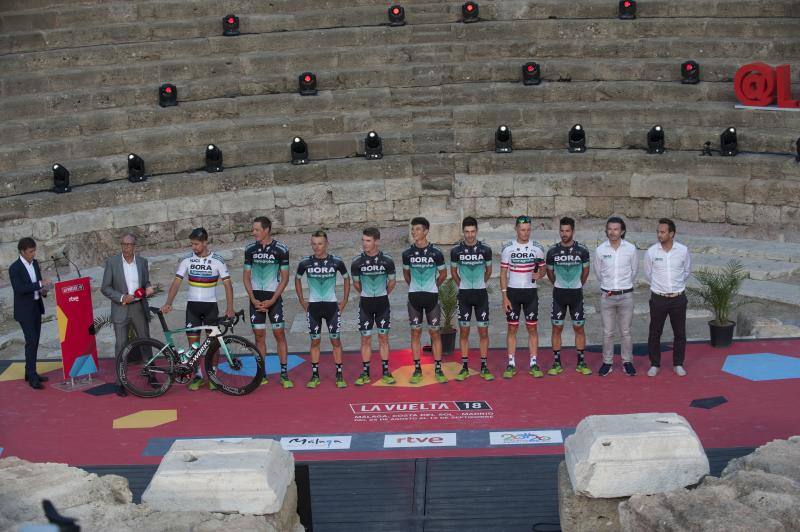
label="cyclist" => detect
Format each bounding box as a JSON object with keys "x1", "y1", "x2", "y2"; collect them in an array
[
  {"x1": 402, "y1": 217, "x2": 448, "y2": 384},
  {"x1": 161, "y1": 227, "x2": 234, "y2": 391},
  {"x1": 450, "y1": 216, "x2": 494, "y2": 381},
  {"x1": 351, "y1": 227, "x2": 397, "y2": 385},
  {"x1": 545, "y1": 217, "x2": 592, "y2": 376},
  {"x1": 500, "y1": 215, "x2": 546, "y2": 379},
  {"x1": 243, "y1": 216, "x2": 292, "y2": 388},
  {"x1": 295, "y1": 230, "x2": 350, "y2": 389}
]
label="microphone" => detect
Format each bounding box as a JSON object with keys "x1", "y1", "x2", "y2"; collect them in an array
[
  {"x1": 50, "y1": 255, "x2": 62, "y2": 282},
  {"x1": 63, "y1": 251, "x2": 82, "y2": 278}
]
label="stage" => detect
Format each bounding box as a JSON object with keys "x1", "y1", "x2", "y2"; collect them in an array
[{"x1": 1, "y1": 338, "x2": 798, "y2": 467}]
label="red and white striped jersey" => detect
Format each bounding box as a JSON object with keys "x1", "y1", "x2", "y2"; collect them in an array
[{"x1": 500, "y1": 239, "x2": 546, "y2": 289}]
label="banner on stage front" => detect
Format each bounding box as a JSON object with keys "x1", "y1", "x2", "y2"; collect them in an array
[{"x1": 54, "y1": 277, "x2": 98, "y2": 379}]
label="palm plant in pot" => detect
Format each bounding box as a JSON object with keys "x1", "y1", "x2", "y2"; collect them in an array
[
  {"x1": 438, "y1": 278, "x2": 459, "y2": 355},
  {"x1": 687, "y1": 259, "x2": 746, "y2": 347}
]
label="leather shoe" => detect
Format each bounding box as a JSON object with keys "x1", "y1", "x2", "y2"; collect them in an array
[
  {"x1": 29, "y1": 378, "x2": 43, "y2": 389},
  {"x1": 35, "y1": 373, "x2": 49, "y2": 382},
  {"x1": 116, "y1": 385, "x2": 128, "y2": 397}
]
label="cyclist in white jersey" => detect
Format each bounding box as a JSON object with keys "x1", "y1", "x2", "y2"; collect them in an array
[
  {"x1": 161, "y1": 228, "x2": 234, "y2": 391},
  {"x1": 500, "y1": 215, "x2": 546, "y2": 379}
]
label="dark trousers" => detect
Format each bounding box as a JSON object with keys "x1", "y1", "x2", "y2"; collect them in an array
[
  {"x1": 113, "y1": 303, "x2": 151, "y2": 385},
  {"x1": 17, "y1": 313, "x2": 42, "y2": 378},
  {"x1": 648, "y1": 293, "x2": 687, "y2": 367}
]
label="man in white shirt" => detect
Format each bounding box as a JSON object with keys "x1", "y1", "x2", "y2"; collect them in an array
[
  {"x1": 592, "y1": 216, "x2": 638, "y2": 377},
  {"x1": 644, "y1": 218, "x2": 692, "y2": 377}
]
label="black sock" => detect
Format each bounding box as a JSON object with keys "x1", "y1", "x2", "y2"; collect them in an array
[
  {"x1": 311, "y1": 363, "x2": 319, "y2": 376},
  {"x1": 336, "y1": 363, "x2": 343, "y2": 376},
  {"x1": 577, "y1": 350, "x2": 585, "y2": 363},
  {"x1": 553, "y1": 350, "x2": 561, "y2": 364},
  {"x1": 382, "y1": 360, "x2": 389, "y2": 374},
  {"x1": 435, "y1": 360, "x2": 442, "y2": 371},
  {"x1": 481, "y1": 357, "x2": 488, "y2": 369},
  {"x1": 461, "y1": 357, "x2": 469, "y2": 369},
  {"x1": 362, "y1": 362, "x2": 370, "y2": 374},
  {"x1": 280, "y1": 363, "x2": 288, "y2": 376},
  {"x1": 414, "y1": 359, "x2": 422, "y2": 370}
]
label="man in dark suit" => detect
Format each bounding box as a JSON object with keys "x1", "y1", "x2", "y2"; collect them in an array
[
  {"x1": 9, "y1": 237, "x2": 53, "y2": 389},
  {"x1": 101, "y1": 234, "x2": 153, "y2": 397}
]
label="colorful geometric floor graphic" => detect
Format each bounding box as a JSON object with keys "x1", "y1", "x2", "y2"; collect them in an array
[{"x1": 0, "y1": 340, "x2": 798, "y2": 466}]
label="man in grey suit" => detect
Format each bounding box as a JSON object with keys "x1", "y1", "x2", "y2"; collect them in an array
[{"x1": 101, "y1": 234, "x2": 153, "y2": 396}]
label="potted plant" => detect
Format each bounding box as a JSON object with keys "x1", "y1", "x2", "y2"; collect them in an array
[
  {"x1": 438, "y1": 278, "x2": 458, "y2": 355},
  {"x1": 687, "y1": 259, "x2": 746, "y2": 347}
]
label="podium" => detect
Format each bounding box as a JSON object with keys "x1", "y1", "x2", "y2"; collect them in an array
[{"x1": 54, "y1": 277, "x2": 98, "y2": 384}]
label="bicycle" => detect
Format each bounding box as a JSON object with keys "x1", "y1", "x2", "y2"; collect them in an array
[{"x1": 117, "y1": 306, "x2": 265, "y2": 397}]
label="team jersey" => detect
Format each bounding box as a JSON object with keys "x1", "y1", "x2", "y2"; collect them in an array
[
  {"x1": 450, "y1": 240, "x2": 492, "y2": 290},
  {"x1": 243, "y1": 239, "x2": 289, "y2": 292},
  {"x1": 500, "y1": 239, "x2": 546, "y2": 289},
  {"x1": 296, "y1": 255, "x2": 349, "y2": 303},
  {"x1": 402, "y1": 243, "x2": 446, "y2": 294},
  {"x1": 351, "y1": 251, "x2": 396, "y2": 297},
  {"x1": 175, "y1": 251, "x2": 230, "y2": 303},
  {"x1": 546, "y1": 241, "x2": 591, "y2": 289}
]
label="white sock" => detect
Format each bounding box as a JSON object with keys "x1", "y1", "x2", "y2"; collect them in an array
[
  {"x1": 530, "y1": 355, "x2": 537, "y2": 367},
  {"x1": 507, "y1": 353, "x2": 515, "y2": 366}
]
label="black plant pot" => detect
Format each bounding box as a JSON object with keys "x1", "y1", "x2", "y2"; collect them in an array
[
  {"x1": 440, "y1": 330, "x2": 457, "y2": 355},
  {"x1": 709, "y1": 320, "x2": 735, "y2": 347}
]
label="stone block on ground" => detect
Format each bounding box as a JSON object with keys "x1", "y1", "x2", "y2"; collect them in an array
[
  {"x1": 721, "y1": 435, "x2": 800, "y2": 482},
  {"x1": 558, "y1": 461, "x2": 623, "y2": 532},
  {"x1": 565, "y1": 413, "x2": 709, "y2": 498},
  {"x1": 142, "y1": 438, "x2": 295, "y2": 515}
]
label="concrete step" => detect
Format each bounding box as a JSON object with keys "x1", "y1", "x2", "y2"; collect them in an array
[
  {"x1": 3, "y1": 37, "x2": 799, "y2": 97},
  {"x1": 3, "y1": 16, "x2": 796, "y2": 67}
]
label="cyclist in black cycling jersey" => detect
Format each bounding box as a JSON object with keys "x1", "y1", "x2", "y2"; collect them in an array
[{"x1": 351, "y1": 227, "x2": 397, "y2": 385}]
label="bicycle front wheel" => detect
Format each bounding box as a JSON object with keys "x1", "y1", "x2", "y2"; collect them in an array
[
  {"x1": 206, "y1": 334, "x2": 265, "y2": 396},
  {"x1": 118, "y1": 338, "x2": 175, "y2": 398}
]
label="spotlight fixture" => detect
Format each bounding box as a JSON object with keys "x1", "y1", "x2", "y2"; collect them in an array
[
  {"x1": 388, "y1": 5, "x2": 406, "y2": 26},
  {"x1": 205, "y1": 144, "x2": 223, "y2": 172},
  {"x1": 127, "y1": 153, "x2": 146, "y2": 182},
  {"x1": 796, "y1": 137, "x2": 800, "y2": 162},
  {"x1": 495, "y1": 125, "x2": 512, "y2": 153},
  {"x1": 618, "y1": 0, "x2": 636, "y2": 19},
  {"x1": 681, "y1": 60, "x2": 699, "y2": 84},
  {"x1": 291, "y1": 137, "x2": 309, "y2": 165},
  {"x1": 568, "y1": 124, "x2": 586, "y2": 153},
  {"x1": 647, "y1": 125, "x2": 665, "y2": 154},
  {"x1": 298, "y1": 72, "x2": 317, "y2": 96},
  {"x1": 365, "y1": 131, "x2": 383, "y2": 159},
  {"x1": 522, "y1": 62, "x2": 541, "y2": 85},
  {"x1": 52, "y1": 163, "x2": 72, "y2": 193},
  {"x1": 720, "y1": 127, "x2": 738, "y2": 156},
  {"x1": 462, "y1": 2, "x2": 479, "y2": 23},
  {"x1": 159, "y1": 83, "x2": 177, "y2": 107},
  {"x1": 222, "y1": 14, "x2": 240, "y2": 36}
]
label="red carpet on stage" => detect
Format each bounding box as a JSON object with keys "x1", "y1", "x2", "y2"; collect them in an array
[{"x1": 1, "y1": 338, "x2": 798, "y2": 466}]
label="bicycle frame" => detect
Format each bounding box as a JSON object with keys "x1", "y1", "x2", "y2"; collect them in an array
[{"x1": 147, "y1": 308, "x2": 238, "y2": 370}]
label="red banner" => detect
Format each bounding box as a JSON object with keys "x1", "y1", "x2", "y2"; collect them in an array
[
  {"x1": 734, "y1": 63, "x2": 799, "y2": 108},
  {"x1": 54, "y1": 277, "x2": 98, "y2": 379}
]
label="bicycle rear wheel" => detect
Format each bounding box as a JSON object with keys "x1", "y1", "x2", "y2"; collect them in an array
[
  {"x1": 206, "y1": 334, "x2": 264, "y2": 396},
  {"x1": 118, "y1": 338, "x2": 175, "y2": 398}
]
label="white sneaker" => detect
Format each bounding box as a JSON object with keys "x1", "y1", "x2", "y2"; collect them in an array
[
  {"x1": 674, "y1": 366, "x2": 687, "y2": 377},
  {"x1": 647, "y1": 366, "x2": 659, "y2": 377}
]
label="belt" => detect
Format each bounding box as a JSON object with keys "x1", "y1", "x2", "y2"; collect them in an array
[
  {"x1": 602, "y1": 288, "x2": 633, "y2": 296},
  {"x1": 653, "y1": 291, "x2": 684, "y2": 298}
]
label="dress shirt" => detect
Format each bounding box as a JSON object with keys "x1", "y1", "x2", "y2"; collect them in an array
[
  {"x1": 20, "y1": 255, "x2": 40, "y2": 300},
  {"x1": 593, "y1": 239, "x2": 638, "y2": 291},
  {"x1": 644, "y1": 241, "x2": 691, "y2": 294},
  {"x1": 122, "y1": 255, "x2": 140, "y2": 301}
]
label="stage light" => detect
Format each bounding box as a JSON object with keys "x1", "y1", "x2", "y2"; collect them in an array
[
  {"x1": 796, "y1": 137, "x2": 800, "y2": 162},
  {"x1": 618, "y1": 0, "x2": 636, "y2": 19},
  {"x1": 291, "y1": 137, "x2": 309, "y2": 165},
  {"x1": 298, "y1": 72, "x2": 317, "y2": 96},
  {"x1": 159, "y1": 83, "x2": 177, "y2": 107},
  {"x1": 52, "y1": 163, "x2": 71, "y2": 193},
  {"x1": 127, "y1": 153, "x2": 146, "y2": 182},
  {"x1": 681, "y1": 60, "x2": 699, "y2": 84},
  {"x1": 646, "y1": 125, "x2": 665, "y2": 154},
  {"x1": 223, "y1": 14, "x2": 240, "y2": 36},
  {"x1": 462, "y1": 2, "x2": 479, "y2": 23},
  {"x1": 568, "y1": 124, "x2": 586, "y2": 153},
  {"x1": 523, "y1": 62, "x2": 541, "y2": 85},
  {"x1": 205, "y1": 144, "x2": 223, "y2": 172},
  {"x1": 388, "y1": 5, "x2": 406, "y2": 26},
  {"x1": 720, "y1": 127, "x2": 737, "y2": 156},
  {"x1": 365, "y1": 131, "x2": 383, "y2": 159},
  {"x1": 495, "y1": 125, "x2": 512, "y2": 153}
]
